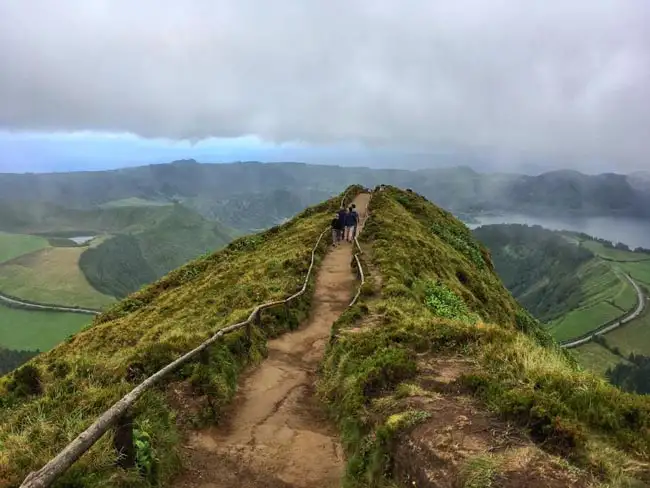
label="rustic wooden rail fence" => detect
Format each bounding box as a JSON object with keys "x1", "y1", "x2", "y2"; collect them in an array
[
  {"x1": 349, "y1": 205, "x2": 369, "y2": 307},
  {"x1": 19, "y1": 189, "x2": 367, "y2": 488}
]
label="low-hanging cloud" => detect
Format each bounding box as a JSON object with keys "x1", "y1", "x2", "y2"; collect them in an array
[{"x1": 1, "y1": 0, "x2": 649, "y2": 171}]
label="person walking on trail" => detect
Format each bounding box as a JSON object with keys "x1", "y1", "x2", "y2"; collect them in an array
[
  {"x1": 345, "y1": 203, "x2": 359, "y2": 242},
  {"x1": 330, "y1": 213, "x2": 343, "y2": 246},
  {"x1": 337, "y1": 206, "x2": 347, "y2": 241}
]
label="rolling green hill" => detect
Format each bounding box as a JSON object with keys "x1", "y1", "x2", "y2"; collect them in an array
[
  {"x1": 78, "y1": 204, "x2": 236, "y2": 297},
  {"x1": 1, "y1": 186, "x2": 648, "y2": 487},
  {"x1": 321, "y1": 187, "x2": 649, "y2": 486},
  {"x1": 473, "y1": 224, "x2": 638, "y2": 343},
  {"x1": 0, "y1": 187, "x2": 354, "y2": 487},
  {"x1": 472, "y1": 224, "x2": 593, "y2": 323},
  {"x1": 2, "y1": 160, "x2": 650, "y2": 222},
  {"x1": 474, "y1": 226, "x2": 650, "y2": 383}
]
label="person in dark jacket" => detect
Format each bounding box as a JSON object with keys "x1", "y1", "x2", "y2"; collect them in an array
[
  {"x1": 345, "y1": 204, "x2": 359, "y2": 242},
  {"x1": 337, "y1": 206, "x2": 347, "y2": 241},
  {"x1": 331, "y1": 213, "x2": 343, "y2": 246}
]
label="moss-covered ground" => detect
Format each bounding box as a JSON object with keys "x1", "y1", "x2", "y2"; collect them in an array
[
  {"x1": 318, "y1": 187, "x2": 650, "y2": 487},
  {"x1": 0, "y1": 187, "x2": 361, "y2": 488}
]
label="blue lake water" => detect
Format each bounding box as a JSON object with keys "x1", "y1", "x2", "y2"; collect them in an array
[{"x1": 466, "y1": 213, "x2": 650, "y2": 250}]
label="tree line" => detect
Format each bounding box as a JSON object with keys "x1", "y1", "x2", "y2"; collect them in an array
[{"x1": 0, "y1": 347, "x2": 38, "y2": 376}]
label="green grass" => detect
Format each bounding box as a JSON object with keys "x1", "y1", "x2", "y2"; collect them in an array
[
  {"x1": 602, "y1": 307, "x2": 650, "y2": 357},
  {"x1": 79, "y1": 205, "x2": 236, "y2": 298},
  {"x1": 318, "y1": 187, "x2": 650, "y2": 487},
  {"x1": 0, "y1": 232, "x2": 49, "y2": 264},
  {"x1": 0, "y1": 186, "x2": 361, "y2": 488},
  {"x1": 100, "y1": 197, "x2": 173, "y2": 208},
  {"x1": 0, "y1": 304, "x2": 90, "y2": 352},
  {"x1": 619, "y1": 261, "x2": 650, "y2": 287},
  {"x1": 546, "y1": 260, "x2": 636, "y2": 341},
  {"x1": 571, "y1": 342, "x2": 628, "y2": 376},
  {"x1": 580, "y1": 241, "x2": 650, "y2": 262},
  {"x1": 548, "y1": 302, "x2": 621, "y2": 342},
  {"x1": 0, "y1": 247, "x2": 116, "y2": 309}
]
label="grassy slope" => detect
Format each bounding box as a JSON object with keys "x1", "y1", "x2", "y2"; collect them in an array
[
  {"x1": 0, "y1": 187, "x2": 360, "y2": 488},
  {"x1": 473, "y1": 226, "x2": 637, "y2": 342},
  {"x1": 0, "y1": 247, "x2": 116, "y2": 309},
  {"x1": 79, "y1": 204, "x2": 236, "y2": 298},
  {"x1": 100, "y1": 197, "x2": 173, "y2": 208},
  {"x1": 0, "y1": 232, "x2": 49, "y2": 263},
  {"x1": 547, "y1": 260, "x2": 636, "y2": 341},
  {"x1": 319, "y1": 187, "x2": 650, "y2": 487},
  {"x1": 0, "y1": 303, "x2": 90, "y2": 351},
  {"x1": 571, "y1": 342, "x2": 631, "y2": 376},
  {"x1": 573, "y1": 241, "x2": 650, "y2": 369}
]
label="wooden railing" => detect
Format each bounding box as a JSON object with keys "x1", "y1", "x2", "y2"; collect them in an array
[
  {"x1": 349, "y1": 204, "x2": 370, "y2": 307},
  {"x1": 19, "y1": 190, "x2": 361, "y2": 488}
]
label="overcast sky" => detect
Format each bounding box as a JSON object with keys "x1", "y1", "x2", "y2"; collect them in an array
[{"x1": 1, "y1": 0, "x2": 649, "y2": 173}]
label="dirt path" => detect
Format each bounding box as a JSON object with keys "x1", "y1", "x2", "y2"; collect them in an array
[{"x1": 174, "y1": 193, "x2": 370, "y2": 488}]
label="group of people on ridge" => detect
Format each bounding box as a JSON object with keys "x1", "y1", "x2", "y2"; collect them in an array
[{"x1": 331, "y1": 204, "x2": 359, "y2": 246}]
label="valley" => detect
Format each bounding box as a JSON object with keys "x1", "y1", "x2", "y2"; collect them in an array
[
  {"x1": 0, "y1": 198, "x2": 235, "y2": 364},
  {"x1": 2, "y1": 161, "x2": 650, "y2": 395},
  {"x1": 473, "y1": 222, "x2": 650, "y2": 391}
]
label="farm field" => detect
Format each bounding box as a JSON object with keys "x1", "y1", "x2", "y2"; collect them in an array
[
  {"x1": 571, "y1": 341, "x2": 629, "y2": 376},
  {"x1": 99, "y1": 197, "x2": 173, "y2": 208},
  {"x1": 0, "y1": 246, "x2": 116, "y2": 309},
  {"x1": 0, "y1": 303, "x2": 91, "y2": 351},
  {"x1": 600, "y1": 306, "x2": 650, "y2": 357},
  {"x1": 581, "y1": 240, "x2": 650, "y2": 262},
  {"x1": 0, "y1": 232, "x2": 49, "y2": 263},
  {"x1": 547, "y1": 259, "x2": 636, "y2": 341}
]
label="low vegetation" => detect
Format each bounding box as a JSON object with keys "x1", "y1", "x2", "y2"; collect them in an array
[
  {"x1": 0, "y1": 187, "x2": 360, "y2": 488},
  {"x1": 0, "y1": 247, "x2": 116, "y2": 309},
  {"x1": 0, "y1": 303, "x2": 91, "y2": 353},
  {"x1": 571, "y1": 341, "x2": 629, "y2": 376},
  {"x1": 0, "y1": 232, "x2": 49, "y2": 263},
  {"x1": 79, "y1": 204, "x2": 235, "y2": 298},
  {"x1": 607, "y1": 353, "x2": 650, "y2": 395},
  {"x1": 0, "y1": 348, "x2": 39, "y2": 376},
  {"x1": 319, "y1": 187, "x2": 650, "y2": 487},
  {"x1": 473, "y1": 224, "x2": 593, "y2": 322},
  {"x1": 474, "y1": 225, "x2": 638, "y2": 341}
]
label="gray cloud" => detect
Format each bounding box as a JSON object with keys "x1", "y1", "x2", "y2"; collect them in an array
[{"x1": 1, "y1": 0, "x2": 649, "y2": 172}]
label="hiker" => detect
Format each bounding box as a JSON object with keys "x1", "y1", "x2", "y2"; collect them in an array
[
  {"x1": 345, "y1": 203, "x2": 359, "y2": 242},
  {"x1": 336, "y1": 206, "x2": 347, "y2": 244},
  {"x1": 330, "y1": 213, "x2": 343, "y2": 246}
]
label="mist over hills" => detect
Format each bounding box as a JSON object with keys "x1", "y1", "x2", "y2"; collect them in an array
[{"x1": 1, "y1": 160, "x2": 650, "y2": 225}]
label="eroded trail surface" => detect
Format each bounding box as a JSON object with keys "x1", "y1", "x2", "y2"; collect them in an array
[{"x1": 175, "y1": 193, "x2": 370, "y2": 488}]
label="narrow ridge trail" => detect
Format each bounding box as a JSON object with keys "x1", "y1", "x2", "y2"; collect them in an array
[{"x1": 174, "y1": 193, "x2": 370, "y2": 488}]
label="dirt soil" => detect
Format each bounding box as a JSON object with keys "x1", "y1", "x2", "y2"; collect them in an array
[
  {"x1": 173, "y1": 193, "x2": 370, "y2": 488},
  {"x1": 392, "y1": 356, "x2": 593, "y2": 488}
]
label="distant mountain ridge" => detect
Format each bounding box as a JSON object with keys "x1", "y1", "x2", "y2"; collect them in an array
[{"x1": 1, "y1": 160, "x2": 649, "y2": 223}]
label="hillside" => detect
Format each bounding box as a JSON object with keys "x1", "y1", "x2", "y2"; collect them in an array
[
  {"x1": 472, "y1": 224, "x2": 639, "y2": 343},
  {"x1": 79, "y1": 204, "x2": 236, "y2": 297},
  {"x1": 2, "y1": 160, "x2": 650, "y2": 223},
  {"x1": 0, "y1": 188, "x2": 357, "y2": 487},
  {"x1": 1, "y1": 187, "x2": 649, "y2": 488},
  {"x1": 320, "y1": 188, "x2": 650, "y2": 486},
  {"x1": 472, "y1": 224, "x2": 594, "y2": 322}
]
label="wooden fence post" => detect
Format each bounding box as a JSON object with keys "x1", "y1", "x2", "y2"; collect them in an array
[
  {"x1": 246, "y1": 318, "x2": 253, "y2": 343},
  {"x1": 199, "y1": 346, "x2": 210, "y2": 365},
  {"x1": 114, "y1": 412, "x2": 136, "y2": 469},
  {"x1": 255, "y1": 310, "x2": 262, "y2": 327}
]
